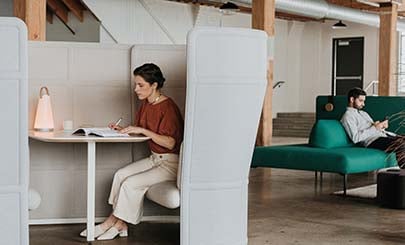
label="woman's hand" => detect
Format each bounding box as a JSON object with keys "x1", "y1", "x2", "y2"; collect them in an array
[
  {"x1": 108, "y1": 123, "x2": 123, "y2": 131},
  {"x1": 119, "y1": 126, "x2": 145, "y2": 135}
]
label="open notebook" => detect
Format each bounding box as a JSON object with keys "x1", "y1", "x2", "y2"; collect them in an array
[{"x1": 72, "y1": 127, "x2": 129, "y2": 137}]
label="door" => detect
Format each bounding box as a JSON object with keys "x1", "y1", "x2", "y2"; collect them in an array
[{"x1": 332, "y1": 37, "x2": 364, "y2": 95}]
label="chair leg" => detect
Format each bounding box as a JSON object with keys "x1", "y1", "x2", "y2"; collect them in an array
[
  {"x1": 314, "y1": 171, "x2": 318, "y2": 191},
  {"x1": 320, "y1": 171, "x2": 323, "y2": 185}
]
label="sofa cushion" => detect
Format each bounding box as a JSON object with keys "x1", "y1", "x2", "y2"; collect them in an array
[
  {"x1": 309, "y1": 119, "x2": 353, "y2": 149},
  {"x1": 252, "y1": 144, "x2": 397, "y2": 174},
  {"x1": 146, "y1": 181, "x2": 180, "y2": 209}
]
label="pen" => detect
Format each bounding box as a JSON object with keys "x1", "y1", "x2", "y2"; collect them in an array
[{"x1": 113, "y1": 117, "x2": 122, "y2": 128}]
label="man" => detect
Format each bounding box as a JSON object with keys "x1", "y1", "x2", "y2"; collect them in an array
[{"x1": 341, "y1": 87, "x2": 404, "y2": 168}]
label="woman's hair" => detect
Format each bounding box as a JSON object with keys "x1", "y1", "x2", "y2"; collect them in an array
[{"x1": 133, "y1": 63, "x2": 166, "y2": 89}]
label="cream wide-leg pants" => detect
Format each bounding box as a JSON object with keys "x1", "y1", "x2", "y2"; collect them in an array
[{"x1": 108, "y1": 152, "x2": 178, "y2": 225}]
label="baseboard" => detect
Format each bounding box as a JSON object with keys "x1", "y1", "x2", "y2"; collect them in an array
[{"x1": 29, "y1": 215, "x2": 180, "y2": 225}]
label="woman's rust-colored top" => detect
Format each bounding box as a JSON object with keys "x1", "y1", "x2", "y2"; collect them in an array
[{"x1": 136, "y1": 97, "x2": 184, "y2": 154}]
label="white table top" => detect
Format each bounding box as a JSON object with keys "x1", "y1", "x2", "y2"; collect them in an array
[{"x1": 29, "y1": 130, "x2": 150, "y2": 143}]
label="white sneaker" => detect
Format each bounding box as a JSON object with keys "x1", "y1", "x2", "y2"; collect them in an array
[
  {"x1": 97, "y1": 226, "x2": 128, "y2": 240},
  {"x1": 79, "y1": 224, "x2": 106, "y2": 238}
]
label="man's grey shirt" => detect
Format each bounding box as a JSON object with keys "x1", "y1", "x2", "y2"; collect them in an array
[{"x1": 340, "y1": 107, "x2": 387, "y2": 146}]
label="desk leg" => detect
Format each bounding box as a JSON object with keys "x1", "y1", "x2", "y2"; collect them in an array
[{"x1": 87, "y1": 142, "x2": 96, "y2": 242}]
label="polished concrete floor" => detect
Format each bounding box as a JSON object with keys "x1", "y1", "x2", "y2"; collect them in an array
[{"x1": 30, "y1": 137, "x2": 405, "y2": 245}]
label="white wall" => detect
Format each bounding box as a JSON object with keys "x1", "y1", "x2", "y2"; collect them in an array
[
  {"x1": 46, "y1": 11, "x2": 100, "y2": 42},
  {"x1": 84, "y1": 0, "x2": 251, "y2": 44},
  {"x1": 298, "y1": 22, "x2": 324, "y2": 113},
  {"x1": 272, "y1": 20, "x2": 305, "y2": 117},
  {"x1": 298, "y1": 20, "x2": 379, "y2": 112},
  {"x1": 319, "y1": 20, "x2": 379, "y2": 94},
  {"x1": 2, "y1": 0, "x2": 382, "y2": 116},
  {"x1": 0, "y1": 0, "x2": 13, "y2": 17},
  {"x1": 84, "y1": 0, "x2": 381, "y2": 116}
]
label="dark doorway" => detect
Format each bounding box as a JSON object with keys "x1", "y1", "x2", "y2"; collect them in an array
[{"x1": 332, "y1": 37, "x2": 364, "y2": 95}]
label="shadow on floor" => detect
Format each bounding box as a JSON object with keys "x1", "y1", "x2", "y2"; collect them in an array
[{"x1": 30, "y1": 222, "x2": 180, "y2": 245}]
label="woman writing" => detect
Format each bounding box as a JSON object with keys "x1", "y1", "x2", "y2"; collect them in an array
[{"x1": 80, "y1": 63, "x2": 184, "y2": 240}]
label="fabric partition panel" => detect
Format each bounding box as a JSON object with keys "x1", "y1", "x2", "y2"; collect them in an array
[
  {"x1": 0, "y1": 17, "x2": 29, "y2": 245},
  {"x1": 181, "y1": 28, "x2": 267, "y2": 245}
]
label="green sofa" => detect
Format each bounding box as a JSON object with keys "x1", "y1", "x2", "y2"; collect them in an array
[{"x1": 251, "y1": 96, "x2": 405, "y2": 195}]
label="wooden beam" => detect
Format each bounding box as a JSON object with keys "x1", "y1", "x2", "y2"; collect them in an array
[
  {"x1": 252, "y1": 0, "x2": 275, "y2": 146},
  {"x1": 14, "y1": 0, "x2": 26, "y2": 20},
  {"x1": 378, "y1": 3, "x2": 398, "y2": 95},
  {"x1": 61, "y1": 0, "x2": 84, "y2": 22},
  {"x1": 46, "y1": 8, "x2": 53, "y2": 24},
  {"x1": 14, "y1": 0, "x2": 46, "y2": 41},
  {"x1": 47, "y1": 0, "x2": 69, "y2": 24}
]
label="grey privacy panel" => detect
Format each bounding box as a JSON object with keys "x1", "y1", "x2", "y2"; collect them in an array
[
  {"x1": 0, "y1": 80, "x2": 19, "y2": 186},
  {"x1": 0, "y1": 18, "x2": 29, "y2": 245},
  {"x1": 0, "y1": 193, "x2": 21, "y2": 244},
  {"x1": 181, "y1": 28, "x2": 267, "y2": 245}
]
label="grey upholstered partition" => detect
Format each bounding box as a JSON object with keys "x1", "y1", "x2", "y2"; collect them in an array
[
  {"x1": 181, "y1": 28, "x2": 267, "y2": 245},
  {"x1": 0, "y1": 17, "x2": 29, "y2": 245}
]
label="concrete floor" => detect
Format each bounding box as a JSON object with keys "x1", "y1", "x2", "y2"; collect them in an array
[{"x1": 29, "y1": 137, "x2": 405, "y2": 245}]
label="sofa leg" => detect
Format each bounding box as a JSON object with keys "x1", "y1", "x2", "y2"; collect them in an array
[
  {"x1": 343, "y1": 174, "x2": 347, "y2": 196},
  {"x1": 314, "y1": 171, "x2": 318, "y2": 190}
]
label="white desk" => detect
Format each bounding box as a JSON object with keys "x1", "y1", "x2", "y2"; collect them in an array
[{"x1": 29, "y1": 131, "x2": 150, "y2": 242}]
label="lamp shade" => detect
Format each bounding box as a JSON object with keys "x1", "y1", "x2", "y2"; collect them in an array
[{"x1": 34, "y1": 87, "x2": 54, "y2": 131}]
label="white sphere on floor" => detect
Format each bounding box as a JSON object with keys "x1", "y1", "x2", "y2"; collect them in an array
[{"x1": 29, "y1": 188, "x2": 41, "y2": 211}]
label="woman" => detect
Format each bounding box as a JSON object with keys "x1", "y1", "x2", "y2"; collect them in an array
[{"x1": 80, "y1": 63, "x2": 184, "y2": 240}]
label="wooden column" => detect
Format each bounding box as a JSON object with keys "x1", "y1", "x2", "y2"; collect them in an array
[
  {"x1": 14, "y1": 0, "x2": 46, "y2": 41},
  {"x1": 252, "y1": 0, "x2": 275, "y2": 146},
  {"x1": 378, "y1": 3, "x2": 398, "y2": 96}
]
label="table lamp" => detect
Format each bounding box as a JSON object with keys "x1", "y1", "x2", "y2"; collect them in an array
[{"x1": 34, "y1": 87, "x2": 54, "y2": 131}]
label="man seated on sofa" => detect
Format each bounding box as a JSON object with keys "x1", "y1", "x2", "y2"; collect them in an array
[{"x1": 341, "y1": 87, "x2": 405, "y2": 168}]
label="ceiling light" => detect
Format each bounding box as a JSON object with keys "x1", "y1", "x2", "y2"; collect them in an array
[
  {"x1": 219, "y1": 2, "x2": 240, "y2": 15},
  {"x1": 332, "y1": 20, "x2": 347, "y2": 30}
]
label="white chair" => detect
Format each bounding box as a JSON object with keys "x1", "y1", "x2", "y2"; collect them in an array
[
  {"x1": 28, "y1": 188, "x2": 42, "y2": 211},
  {"x1": 146, "y1": 145, "x2": 183, "y2": 209}
]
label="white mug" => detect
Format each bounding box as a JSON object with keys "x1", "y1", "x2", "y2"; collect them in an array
[{"x1": 63, "y1": 120, "x2": 73, "y2": 131}]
